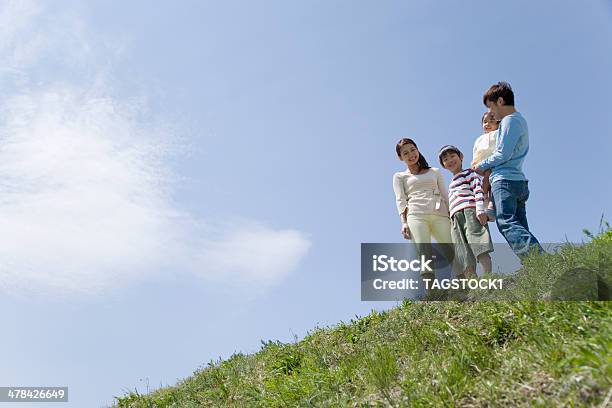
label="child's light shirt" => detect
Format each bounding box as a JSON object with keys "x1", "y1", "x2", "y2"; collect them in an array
[
  {"x1": 475, "y1": 112, "x2": 529, "y2": 183},
  {"x1": 471, "y1": 129, "x2": 498, "y2": 168}
]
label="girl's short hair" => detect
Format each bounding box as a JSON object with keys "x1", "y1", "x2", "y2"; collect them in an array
[
  {"x1": 481, "y1": 111, "x2": 499, "y2": 124},
  {"x1": 395, "y1": 138, "x2": 431, "y2": 170}
]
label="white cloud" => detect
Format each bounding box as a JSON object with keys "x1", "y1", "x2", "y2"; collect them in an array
[
  {"x1": 0, "y1": 1, "x2": 310, "y2": 297},
  {"x1": 0, "y1": 87, "x2": 182, "y2": 295},
  {"x1": 193, "y1": 222, "x2": 312, "y2": 287}
]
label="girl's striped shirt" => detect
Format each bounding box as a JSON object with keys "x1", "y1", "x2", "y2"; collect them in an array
[{"x1": 448, "y1": 169, "x2": 485, "y2": 217}]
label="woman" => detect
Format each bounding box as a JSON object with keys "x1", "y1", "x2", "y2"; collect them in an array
[
  {"x1": 392, "y1": 138, "x2": 454, "y2": 282},
  {"x1": 393, "y1": 138, "x2": 452, "y2": 242}
]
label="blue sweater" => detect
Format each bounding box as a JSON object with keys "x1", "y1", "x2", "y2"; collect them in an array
[{"x1": 476, "y1": 111, "x2": 529, "y2": 183}]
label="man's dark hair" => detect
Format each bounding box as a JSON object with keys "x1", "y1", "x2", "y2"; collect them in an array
[
  {"x1": 483, "y1": 81, "x2": 515, "y2": 106},
  {"x1": 395, "y1": 138, "x2": 431, "y2": 171}
]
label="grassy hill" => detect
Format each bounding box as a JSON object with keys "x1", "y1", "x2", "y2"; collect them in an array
[{"x1": 114, "y1": 229, "x2": 612, "y2": 407}]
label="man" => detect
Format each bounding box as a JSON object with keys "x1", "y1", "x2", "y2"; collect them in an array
[{"x1": 473, "y1": 81, "x2": 543, "y2": 257}]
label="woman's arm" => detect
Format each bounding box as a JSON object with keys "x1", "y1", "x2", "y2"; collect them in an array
[
  {"x1": 400, "y1": 208, "x2": 410, "y2": 239},
  {"x1": 393, "y1": 173, "x2": 409, "y2": 216},
  {"x1": 434, "y1": 168, "x2": 450, "y2": 214},
  {"x1": 400, "y1": 207, "x2": 407, "y2": 224},
  {"x1": 393, "y1": 173, "x2": 411, "y2": 239}
]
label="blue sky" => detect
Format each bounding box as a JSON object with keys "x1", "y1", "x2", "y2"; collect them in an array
[{"x1": 0, "y1": 1, "x2": 611, "y2": 406}]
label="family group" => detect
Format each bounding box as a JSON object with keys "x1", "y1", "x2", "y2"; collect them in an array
[{"x1": 392, "y1": 82, "x2": 544, "y2": 280}]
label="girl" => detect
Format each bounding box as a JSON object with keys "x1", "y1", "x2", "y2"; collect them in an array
[
  {"x1": 471, "y1": 112, "x2": 499, "y2": 221},
  {"x1": 392, "y1": 138, "x2": 453, "y2": 256}
]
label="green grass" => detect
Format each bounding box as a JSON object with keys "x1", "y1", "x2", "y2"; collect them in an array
[{"x1": 114, "y1": 228, "x2": 612, "y2": 407}]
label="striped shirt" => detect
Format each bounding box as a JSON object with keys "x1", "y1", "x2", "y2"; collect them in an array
[{"x1": 448, "y1": 169, "x2": 485, "y2": 217}]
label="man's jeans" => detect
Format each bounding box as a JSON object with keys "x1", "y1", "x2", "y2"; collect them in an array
[{"x1": 490, "y1": 179, "x2": 543, "y2": 257}]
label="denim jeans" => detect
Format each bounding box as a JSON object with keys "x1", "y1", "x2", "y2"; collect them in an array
[{"x1": 490, "y1": 179, "x2": 543, "y2": 257}]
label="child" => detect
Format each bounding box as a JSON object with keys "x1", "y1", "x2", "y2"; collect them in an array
[
  {"x1": 471, "y1": 111, "x2": 499, "y2": 221},
  {"x1": 438, "y1": 145, "x2": 493, "y2": 277}
]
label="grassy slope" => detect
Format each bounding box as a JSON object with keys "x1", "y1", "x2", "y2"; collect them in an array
[{"x1": 115, "y1": 232, "x2": 612, "y2": 407}]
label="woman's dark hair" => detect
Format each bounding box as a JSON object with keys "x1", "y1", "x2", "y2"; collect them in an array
[
  {"x1": 483, "y1": 81, "x2": 515, "y2": 106},
  {"x1": 395, "y1": 138, "x2": 431, "y2": 170}
]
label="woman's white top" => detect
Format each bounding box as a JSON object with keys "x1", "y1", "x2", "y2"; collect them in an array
[
  {"x1": 392, "y1": 167, "x2": 450, "y2": 217},
  {"x1": 471, "y1": 129, "x2": 498, "y2": 168}
]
